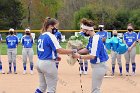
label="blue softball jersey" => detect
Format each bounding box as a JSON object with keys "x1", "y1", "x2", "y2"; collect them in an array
[
  {"x1": 54, "y1": 31, "x2": 62, "y2": 42},
  {"x1": 6, "y1": 35, "x2": 18, "y2": 48},
  {"x1": 137, "y1": 32, "x2": 140, "y2": 40},
  {"x1": 86, "y1": 35, "x2": 109, "y2": 64},
  {"x1": 123, "y1": 32, "x2": 137, "y2": 47},
  {"x1": 21, "y1": 35, "x2": 34, "y2": 48},
  {"x1": 96, "y1": 30, "x2": 108, "y2": 39},
  {"x1": 37, "y1": 32, "x2": 61, "y2": 60}
]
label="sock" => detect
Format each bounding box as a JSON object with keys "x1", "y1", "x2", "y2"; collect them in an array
[
  {"x1": 14, "y1": 66, "x2": 16, "y2": 72},
  {"x1": 0, "y1": 62, "x2": 2, "y2": 71},
  {"x1": 112, "y1": 64, "x2": 115, "y2": 74},
  {"x1": 126, "y1": 64, "x2": 129, "y2": 73},
  {"x1": 35, "y1": 89, "x2": 43, "y2": 93},
  {"x1": 13, "y1": 63, "x2": 16, "y2": 72},
  {"x1": 119, "y1": 66, "x2": 122, "y2": 74},
  {"x1": 56, "y1": 62, "x2": 59, "y2": 69},
  {"x1": 9, "y1": 63, "x2": 12, "y2": 72},
  {"x1": 132, "y1": 63, "x2": 136, "y2": 73},
  {"x1": 30, "y1": 62, "x2": 34, "y2": 71},
  {"x1": 84, "y1": 61, "x2": 88, "y2": 71},
  {"x1": 80, "y1": 62, "x2": 84, "y2": 71},
  {"x1": 23, "y1": 63, "x2": 26, "y2": 71}
]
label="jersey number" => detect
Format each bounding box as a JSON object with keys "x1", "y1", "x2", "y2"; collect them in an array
[{"x1": 38, "y1": 39, "x2": 44, "y2": 51}]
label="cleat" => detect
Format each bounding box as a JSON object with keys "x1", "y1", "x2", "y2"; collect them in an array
[
  {"x1": 23, "y1": 70, "x2": 26, "y2": 75},
  {"x1": 83, "y1": 71, "x2": 87, "y2": 75},
  {"x1": 14, "y1": 72, "x2": 17, "y2": 74},
  {"x1": 30, "y1": 70, "x2": 33, "y2": 75}
]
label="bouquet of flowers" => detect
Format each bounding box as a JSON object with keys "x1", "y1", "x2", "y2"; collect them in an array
[{"x1": 66, "y1": 33, "x2": 88, "y2": 66}]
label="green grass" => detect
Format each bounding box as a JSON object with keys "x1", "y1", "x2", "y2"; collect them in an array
[{"x1": 0, "y1": 42, "x2": 140, "y2": 55}]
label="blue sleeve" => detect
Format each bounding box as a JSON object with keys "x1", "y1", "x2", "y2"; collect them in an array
[
  {"x1": 58, "y1": 32, "x2": 62, "y2": 41},
  {"x1": 123, "y1": 33, "x2": 126, "y2": 41},
  {"x1": 104, "y1": 31, "x2": 107, "y2": 38},
  {"x1": 21, "y1": 37, "x2": 24, "y2": 45},
  {"x1": 138, "y1": 32, "x2": 140, "y2": 39}
]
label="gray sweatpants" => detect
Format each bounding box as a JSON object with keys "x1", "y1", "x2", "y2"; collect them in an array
[
  {"x1": 91, "y1": 62, "x2": 108, "y2": 93},
  {"x1": 111, "y1": 51, "x2": 122, "y2": 66},
  {"x1": 7, "y1": 48, "x2": 17, "y2": 66},
  {"x1": 36, "y1": 60, "x2": 58, "y2": 93},
  {"x1": 22, "y1": 48, "x2": 34, "y2": 64},
  {"x1": 124, "y1": 46, "x2": 136, "y2": 64}
]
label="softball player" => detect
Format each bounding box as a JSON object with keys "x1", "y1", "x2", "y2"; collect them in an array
[
  {"x1": 111, "y1": 30, "x2": 122, "y2": 76},
  {"x1": 73, "y1": 18, "x2": 108, "y2": 93},
  {"x1": 123, "y1": 24, "x2": 137, "y2": 76},
  {"x1": 79, "y1": 31, "x2": 88, "y2": 75},
  {"x1": 35, "y1": 17, "x2": 76, "y2": 93},
  {"x1": 0, "y1": 34, "x2": 5, "y2": 74},
  {"x1": 6, "y1": 28, "x2": 18, "y2": 74},
  {"x1": 96, "y1": 24, "x2": 108, "y2": 44},
  {"x1": 21, "y1": 29, "x2": 34, "y2": 75},
  {"x1": 54, "y1": 29, "x2": 62, "y2": 69}
]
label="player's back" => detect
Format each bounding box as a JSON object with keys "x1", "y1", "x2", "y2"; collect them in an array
[{"x1": 37, "y1": 32, "x2": 59, "y2": 60}]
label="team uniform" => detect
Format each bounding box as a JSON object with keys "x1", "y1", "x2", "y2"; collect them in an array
[
  {"x1": 79, "y1": 32, "x2": 88, "y2": 75},
  {"x1": 96, "y1": 30, "x2": 108, "y2": 44},
  {"x1": 111, "y1": 36, "x2": 122, "y2": 75},
  {"x1": 123, "y1": 32, "x2": 137, "y2": 75},
  {"x1": 35, "y1": 32, "x2": 61, "y2": 93},
  {"x1": 0, "y1": 34, "x2": 5, "y2": 74},
  {"x1": 86, "y1": 34, "x2": 108, "y2": 93},
  {"x1": 6, "y1": 35, "x2": 18, "y2": 74},
  {"x1": 21, "y1": 35, "x2": 34, "y2": 74},
  {"x1": 54, "y1": 31, "x2": 62, "y2": 69}
]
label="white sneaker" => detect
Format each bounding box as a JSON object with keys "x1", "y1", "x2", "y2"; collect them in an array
[
  {"x1": 0, "y1": 70, "x2": 5, "y2": 74},
  {"x1": 131, "y1": 72, "x2": 135, "y2": 76},
  {"x1": 30, "y1": 70, "x2": 33, "y2": 75},
  {"x1": 126, "y1": 72, "x2": 130, "y2": 76},
  {"x1": 23, "y1": 70, "x2": 26, "y2": 75},
  {"x1": 83, "y1": 71, "x2": 87, "y2": 75},
  {"x1": 80, "y1": 70, "x2": 83, "y2": 75}
]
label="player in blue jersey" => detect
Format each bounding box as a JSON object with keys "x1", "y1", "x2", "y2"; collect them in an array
[
  {"x1": 35, "y1": 17, "x2": 76, "y2": 93},
  {"x1": 73, "y1": 18, "x2": 108, "y2": 93},
  {"x1": 6, "y1": 28, "x2": 18, "y2": 74},
  {"x1": 96, "y1": 24, "x2": 108, "y2": 44},
  {"x1": 110, "y1": 30, "x2": 122, "y2": 76},
  {"x1": 53, "y1": 28, "x2": 62, "y2": 69},
  {"x1": 0, "y1": 34, "x2": 5, "y2": 74},
  {"x1": 21, "y1": 29, "x2": 34, "y2": 75},
  {"x1": 123, "y1": 23, "x2": 137, "y2": 76}
]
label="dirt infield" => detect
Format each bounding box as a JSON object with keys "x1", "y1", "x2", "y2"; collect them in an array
[{"x1": 0, "y1": 55, "x2": 140, "y2": 93}]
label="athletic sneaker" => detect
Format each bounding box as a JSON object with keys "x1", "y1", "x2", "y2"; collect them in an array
[
  {"x1": 30, "y1": 70, "x2": 33, "y2": 75},
  {"x1": 0, "y1": 70, "x2": 5, "y2": 74},
  {"x1": 126, "y1": 72, "x2": 130, "y2": 76},
  {"x1": 14, "y1": 72, "x2": 17, "y2": 74},
  {"x1": 80, "y1": 70, "x2": 83, "y2": 75},
  {"x1": 83, "y1": 71, "x2": 87, "y2": 75},
  {"x1": 23, "y1": 70, "x2": 26, "y2": 75},
  {"x1": 131, "y1": 72, "x2": 135, "y2": 76}
]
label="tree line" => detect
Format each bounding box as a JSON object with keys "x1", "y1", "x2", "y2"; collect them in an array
[{"x1": 0, "y1": 0, "x2": 140, "y2": 30}]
